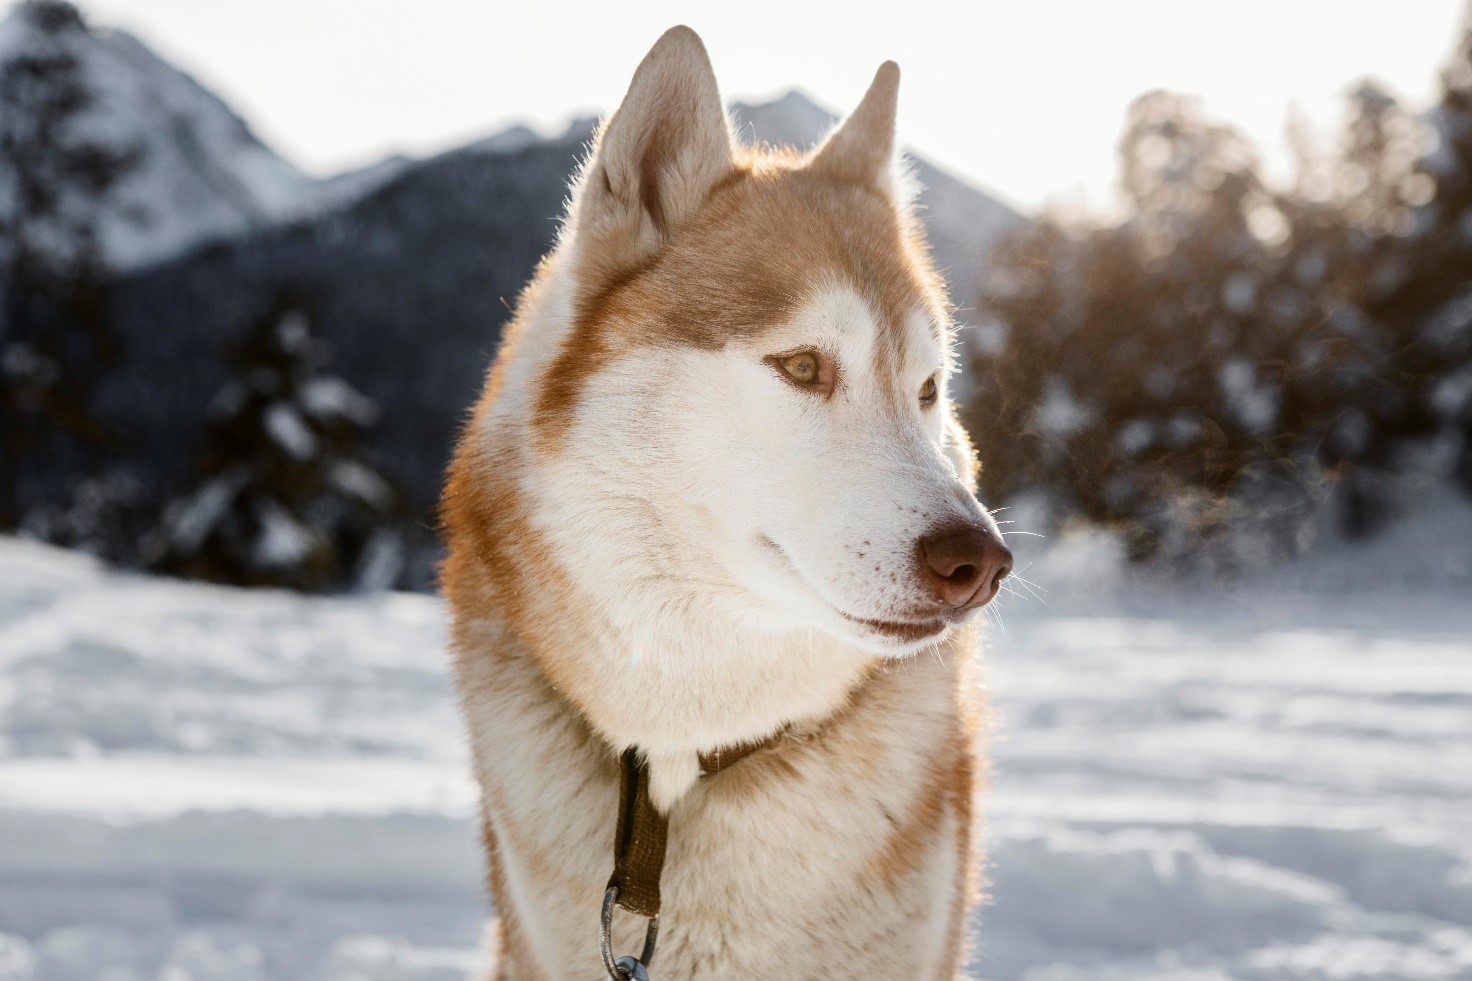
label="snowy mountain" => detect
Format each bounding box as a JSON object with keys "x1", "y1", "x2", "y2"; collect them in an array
[
  {"x1": 97, "y1": 135, "x2": 584, "y2": 521},
  {"x1": 0, "y1": 0, "x2": 404, "y2": 271}
]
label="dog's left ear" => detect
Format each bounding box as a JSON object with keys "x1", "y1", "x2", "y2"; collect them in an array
[
  {"x1": 571, "y1": 26, "x2": 734, "y2": 279},
  {"x1": 808, "y1": 61, "x2": 901, "y2": 192}
]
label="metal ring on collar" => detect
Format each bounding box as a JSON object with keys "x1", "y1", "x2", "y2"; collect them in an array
[{"x1": 600, "y1": 881, "x2": 659, "y2": 980}]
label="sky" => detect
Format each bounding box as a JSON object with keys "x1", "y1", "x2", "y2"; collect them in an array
[{"x1": 70, "y1": 0, "x2": 1469, "y2": 212}]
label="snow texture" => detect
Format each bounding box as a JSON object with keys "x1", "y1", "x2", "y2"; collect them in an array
[{"x1": 1, "y1": 500, "x2": 1470, "y2": 979}]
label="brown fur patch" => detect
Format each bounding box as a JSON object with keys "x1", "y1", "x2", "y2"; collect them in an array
[{"x1": 868, "y1": 727, "x2": 964, "y2": 890}]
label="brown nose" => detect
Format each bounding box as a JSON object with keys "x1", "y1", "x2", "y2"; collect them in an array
[{"x1": 916, "y1": 523, "x2": 1013, "y2": 609}]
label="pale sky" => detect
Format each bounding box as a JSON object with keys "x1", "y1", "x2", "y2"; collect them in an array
[{"x1": 72, "y1": 0, "x2": 1468, "y2": 211}]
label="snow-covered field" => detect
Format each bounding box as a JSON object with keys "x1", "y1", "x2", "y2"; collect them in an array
[{"x1": 1, "y1": 510, "x2": 1470, "y2": 980}]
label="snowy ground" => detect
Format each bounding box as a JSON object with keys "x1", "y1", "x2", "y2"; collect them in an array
[{"x1": 1, "y1": 509, "x2": 1470, "y2": 980}]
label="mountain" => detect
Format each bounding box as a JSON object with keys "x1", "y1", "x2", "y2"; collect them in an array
[{"x1": 0, "y1": 0, "x2": 404, "y2": 271}]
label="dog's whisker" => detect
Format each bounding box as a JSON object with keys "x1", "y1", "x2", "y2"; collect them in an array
[
  {"x1": 997, "y1": 582, "x2": 1035, "y2": 607},
  {"x1": 1005, "y1": 576, "x2": 1047, "y2": 604},
  {"x1": 1010, "y1": 572, "x2": 1047, "y2": 593}
]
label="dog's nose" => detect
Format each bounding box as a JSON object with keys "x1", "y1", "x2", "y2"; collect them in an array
[{"x1": 916, "y1": 523, "x2": 1013, "y2": 610}]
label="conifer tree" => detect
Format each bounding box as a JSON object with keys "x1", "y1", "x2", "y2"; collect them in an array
[{"x1": 151, "y1": 298, "x2": 404, "y2": 591}]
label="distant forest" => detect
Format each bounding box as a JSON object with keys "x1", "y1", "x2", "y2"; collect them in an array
[{"x1": 964, "y1": 10, "x2": 1472, "y2": 567}]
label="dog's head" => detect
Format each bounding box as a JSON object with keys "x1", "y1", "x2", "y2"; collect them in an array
[{"x1": 527, "y1": 27, "x2": 1009, "y2": 659}]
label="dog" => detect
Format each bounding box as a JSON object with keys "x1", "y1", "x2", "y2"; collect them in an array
[{"x1": 441, "y1": 25, "x2": 1011, "y2": 979}]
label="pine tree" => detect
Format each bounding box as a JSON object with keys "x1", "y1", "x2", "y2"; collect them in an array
[
  {"x1": 150, "y1": 298, "x2": 405, "y2": 591},
  {"x1": 0, "y1": 0, "x2": 138, "y2": 528}
]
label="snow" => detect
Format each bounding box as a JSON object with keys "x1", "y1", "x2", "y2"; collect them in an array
[
  {"x1": 1033, "y1": 379, "x2": 1095, "y2": 438},
  {"x1": 161, "y1": 472, "x2": 242, "y2": 554},
  {"x1": 328, "y1": 461, "x2": 394, "y2": 513},
  {"x1": 1, "y1": 499, "x2": 1471, "y2": 979},
  {"x1": 300, "y1": 379, "x2": 380, "y2": 428},
  {"x1": 251, "y1": 501, "x2": 314, "y2": 569},
  {"x1": 262, "y1": 404, "x2": 318, "y2": 461},
  {"x1": 1219, "y1": 356, "x2": 1280, "y2": 436},
  {"x1": 2, "y1": 7, "x2": 1019, "y2": 281}
]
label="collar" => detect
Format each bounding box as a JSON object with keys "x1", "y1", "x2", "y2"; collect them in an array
[{"x1": 600, "y1": 726, "x2": 789, "y2": 978}]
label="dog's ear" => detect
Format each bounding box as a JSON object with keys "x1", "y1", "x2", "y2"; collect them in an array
[
  {"x1": 808, "y1": 61, "x2": 901, "y2": 191},
  {"x1": 571, "y1": 26, "x2": 734, "y2": 275}
]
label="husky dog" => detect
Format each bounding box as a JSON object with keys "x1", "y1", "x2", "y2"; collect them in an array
[{"x1": 442, "y1": 25, "x2": 1011, "y2": 979}]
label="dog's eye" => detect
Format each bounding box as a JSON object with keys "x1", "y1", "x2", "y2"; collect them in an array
[
  {"x1": 780, "y1": 352, "x2": 820, "y2": 385},
  {"x1": 766, "y1": 349, "x2": 835, "y2": 396},
  {"x1": 919, "y1": 375, "x2": 939, "y2": 407}
]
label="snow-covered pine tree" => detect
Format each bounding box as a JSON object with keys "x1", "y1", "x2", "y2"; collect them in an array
[
  {"x1": 150, "y1": 298, "x2": 405, "y2": 591},
  {"x1": 0, "y1": 0, "x2": 138, "y2": 529}
]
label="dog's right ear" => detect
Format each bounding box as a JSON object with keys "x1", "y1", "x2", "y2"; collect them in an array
[
  {"x1": 570, "y1": 26, "x2": 734, "y2": 281},
  {"x1": 808, "y1": 61, "x2": 901, "y2": 193}
]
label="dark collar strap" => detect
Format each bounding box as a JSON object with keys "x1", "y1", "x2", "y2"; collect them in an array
[
  {"x1": 609, "y1": 727, "x2": 788, "y2": 919},
  {"x1": 610, "y1": 748, "x2": 669, "y2": 918},
  {"x1": 697, "y1": 731, "x2": 781, "y2": 776}
]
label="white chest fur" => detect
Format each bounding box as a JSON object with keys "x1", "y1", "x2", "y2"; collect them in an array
[{"x1": 453, "y1": 617, "x2": 978, "y2": 980}]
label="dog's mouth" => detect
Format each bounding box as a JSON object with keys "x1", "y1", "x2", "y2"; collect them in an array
[
  {"x1": 837, "y1": 612, "x2": 950, "y2": 643},
  {"x1": 758, "y1": 534, "x2": 955, "y2": 646}
]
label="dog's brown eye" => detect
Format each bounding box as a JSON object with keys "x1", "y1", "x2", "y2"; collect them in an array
[
  {"x1": 780, "y1": 352, "x2": 820, "y2": 385},
  {"x1": 766, "y1": 349, "x2": 835, "y2": 396},
  {"x1": 919, "y1": 375, "x2": 938, "y2": 407}
]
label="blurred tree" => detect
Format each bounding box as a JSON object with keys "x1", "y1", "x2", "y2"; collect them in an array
[
  {"x1": 149, "y1": 297, "x2": 406, "y2": 591},
  {"x1": 1356, "y1": 8, "x2": 1472, "y2": 510},
  {"x1": 964, "y1": 87, "x2": 1426, "y2": 562},
  {"x1": 0, "y1": 0, "x2": 138, "y2": 528},
  {"x1": 969, "y1": 94, "x2": 1306, "y2": 561}
]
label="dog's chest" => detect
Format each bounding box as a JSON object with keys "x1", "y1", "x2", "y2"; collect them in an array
[{"x1": 462, "y1": 640, "x2": 972, "y2": 979}]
